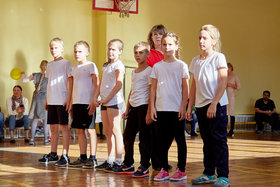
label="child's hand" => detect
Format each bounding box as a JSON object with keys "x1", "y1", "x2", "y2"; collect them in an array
[
  {"x1": 186, "y1": 108, "x2": 193, "y2": 121},
  {"x1": 122, "y1": 111, "x2": 128, "y2": 120},
  {"x1": 145, "y1": 113, "x2": 153, "y2": 125},
  {"x1": 87, "y1": 103, "x2": 96, "y2": 115},
  {"x1": 151, "y1": 108, "x2": 157, "y2": 121},
  {"x1": 178, "y1": 106, "x2": 185, "y2": 121},
  {"x1": 207, "y1": 103, "x2": 217, "y2": 118},
  {"x1": 44, "y1": 101, "x2": 48, "y2": 110},
  {"x1": 99, "y1": 98, "x2": 108, "y2": 105}
]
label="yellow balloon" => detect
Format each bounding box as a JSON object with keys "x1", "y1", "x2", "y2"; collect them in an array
[{"x1": 10, "y1": 68, "x2": 22, "y2": 80}]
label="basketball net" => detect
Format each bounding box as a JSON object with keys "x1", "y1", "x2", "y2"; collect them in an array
[{"x1": 114, "y1": 0, "x2": 136, "y2": 18}]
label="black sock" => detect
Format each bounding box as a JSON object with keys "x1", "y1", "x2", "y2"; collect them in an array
[
  {"x1": 51, "y1": 152, "x2": 57, "y2": 156},
  {"x1": 89, "y1": 155, "x2": 96, "y2": 160},
  {"x1": 80, "y1": 154, "x2": 87, "y2": 160}
]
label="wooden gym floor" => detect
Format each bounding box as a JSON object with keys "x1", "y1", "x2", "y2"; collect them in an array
[{"x1": 0, "y1": 132, "x2": 280, "y2": 187}]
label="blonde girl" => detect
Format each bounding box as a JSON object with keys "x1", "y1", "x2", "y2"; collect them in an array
[
  {"x1": 186, "y1": 25, "x2": 230, "y2": 187},
  {"x1": 150, "y1": 33, "x2": 189, "y2": 181},
  {"x1": 96, "y1": 39, "x2": 125, "y2": 172}
]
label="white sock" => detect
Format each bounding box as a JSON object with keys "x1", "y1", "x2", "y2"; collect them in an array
[
  {"x1": 115, "y1": 158, "x2": 122, "y2": 165},
  {"x1": 107, "y1": 156, "x2": 115, "y2": 165}
]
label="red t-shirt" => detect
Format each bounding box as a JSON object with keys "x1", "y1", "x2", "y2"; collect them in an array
[{"x1": 147, "y1": 49, "x2": 164, "y2": 67}]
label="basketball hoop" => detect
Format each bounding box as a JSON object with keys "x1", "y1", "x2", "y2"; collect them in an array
[{"x1": 114, "y1": 0, "x2": 136, "y2": 18}]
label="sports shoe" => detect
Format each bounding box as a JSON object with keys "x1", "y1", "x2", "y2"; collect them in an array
[
  {"x1": 170, "y1": 168, "x2": 187, "y2": 181},
  {"x1": 191, "y1": 131, "x2": 198, "y2": 136},
  {"x1": 213, "y1": 177, "x2": 230, "y2": 187},
  {"x1": 104, "y1": 163, "x2": 121, "y2": 173},
  {"x1": 191, "y1": 174, "x2": 216, "y2": 184},
  {"x1": 95, "y1": 160, "x2": 110, "y2": 170},
  {"x1": 24, "y1": 138, "x2": 30, "y2": 143},
  {"x1": 29, "y1": 139, "x2": 34, "y2": 145},
  {"x1": 55, "y1": 154, "x2": 70, "y2": 167},
  {"x1": 133, "y1": 166, "x2": 149, "y2": 177},
  {"x1": 154, "y1": 168, "x2": 169, "y2": 181},
  {"x1": 227, "y1": 131, "x2": 234, "y2": 137},
  {"x1": 185, "y1": 131, "x2": 191, "y2": 137},
  {"x1": 38, "y1": 153, "x2": 59, "y2": 164},
  {"x1": 113, "y1": 163, "x2": 135, "y2": 174},
  {"x1": 83, "y1": 158, "x2": 98, "y2": 169},
  {"x1": 69, "y1": 157, "x2": 87, "y2": 167}
]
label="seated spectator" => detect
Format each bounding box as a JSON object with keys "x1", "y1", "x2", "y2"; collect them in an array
[
  {"x1": 0, "y1": 107, "x2": 4, "y2": 143},
  {"x1": 6, "y1": 85, "x2": 30, "y2": 143},
  {"x1": 255, "y1": 90, "x2": 280, "y2": 134}
]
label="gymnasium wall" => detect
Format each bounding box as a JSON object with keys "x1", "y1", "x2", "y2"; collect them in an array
[{"x1": 0, "y1": 0, "x2": 279, "y2": 116}]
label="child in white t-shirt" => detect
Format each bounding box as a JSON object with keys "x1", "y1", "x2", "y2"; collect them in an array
[
  {"x1": 38, "y1": 37, "x2": 73, "y2": 166},
  {"x1": 95, "y1": 39, "x2": 125, "y2": 171},
  {"x1": 113, "y1": 42, "x2": 152, "y2": 177},
  {"x1": 150, "y1": 33, "x2": 189, "y2": 181},
  {"x1": 68, "y1": 41, "x2": 99, "y2": 168},
  {"x1": 186, "y1": 25, "x2": 230, "y2": 187}
]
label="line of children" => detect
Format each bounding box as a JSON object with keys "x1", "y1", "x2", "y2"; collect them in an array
[
  {"x1": 68, "y1": 41, "x2": 99, "y2": 168},
  {"x1": 37, "y1": 24, "x2": 230, "y2": 187}
]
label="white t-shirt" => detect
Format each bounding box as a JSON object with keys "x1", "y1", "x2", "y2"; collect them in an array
[
  {"x1": 71, "y1": 61, "x2": 99, "y2": 104},
  {"x1": 46, "y1": 58, "x2": 72, "y2": 105},
  {"x1": 150, "y1": 60, "x2": 189, "y2": 112},
  {"x1": 189, "y1": 52, "x2": 228, "y2": 108},
  {"x1": 129, "y1": 66, "x2": 152, "y2": 107},
  {"x1": 100, "y1": 60, "x2": 125, "y2": 106}
]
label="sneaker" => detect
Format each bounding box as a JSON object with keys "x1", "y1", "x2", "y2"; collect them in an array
[
  {"x1": 170, "y1": 168, "x2": 187, "y2": 181},
  {"x1": 24, "y1": 138, "x2": 30, "y2": 143},
  {"x1": 113, "y1": 163, "x2": 135, "y2": 174},
  {"x1": 104, "y1": 163, "x2": 121, "y2": 173},
  {"x1": 257, "y1": 130, "x2": 263, "y2": 134},
  {"x1": 191, "y1": 131, "x2": 198, "y2": 136},
  {"x1": 133, "y1": 166, "x2": 149, "y2": 177},
  {"x1": 192, "y1": 174, "x2": 216, "y2": 184},
  {"x1": 55, "y1": 154, "x2": 70, "y2": 167},
  {"x1": 154, "y1": 168, "x2": 169, "y2": 181},
  {"x1": 29, "y1": 140, "x2": 34, "y2": 145},
  {"x1": 83, "y1": 159, "x2": 98, "y2": 169},
  {"x1": 38, "y1": 153, "x2": 59, "y2": 163},
  {"x1": 0, "y1": 138, "x2": 3, "y2": 143},
  {"x1": 227, "y1": 131, "x2": 234, "y2": 137},
  {"x1": 69, "y1": 157, "x2": 87, "y2": 167},
  {"x1": 95, "y1": 160, "x2": 110, "y2": 171},
  {"x1": 213, "y1": 177, "x2": 230, "y2": 187},
  {"x1": 44, "y1": 139, "x2": 49, "y2": 144},
  {"x1": 185, "y1": 131, "x2": 191, "y2": 137},
  {"x1": 10, "y1": 139, "x2": 16, "y2": 143}
]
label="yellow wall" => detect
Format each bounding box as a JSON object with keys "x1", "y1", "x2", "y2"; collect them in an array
[{"x1": 0, "y1": 0, "x2": 280, "y2": 116}]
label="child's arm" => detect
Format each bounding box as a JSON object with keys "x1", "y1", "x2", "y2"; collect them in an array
[
  {"x1": 150, "y1": 78, "x2": 157, "y2": 121},
  {"x1": 21, "y1": 72, "x2": 34, "y2": 83},
  {"x1": 99, "y1": 70, "x2": 123, "y2": 105},
  {"x1": 88, "y1": 74, "x2": 100, "y2": 115},
  {"x1": 122, "y1": 90, "x2": 132, "y2": 120},
  {"x1": 65, "y1": 76, "x2": 73, "y2": 112},
  {"x1": 179, "y1": 77, "x2": 189, "y2": 121},
  {"x1": 186, "y1": 78, "x2": 196, "y2": 121},
  {"x1": 207, "y1": 67, "x2": 227, "y2": 118}
]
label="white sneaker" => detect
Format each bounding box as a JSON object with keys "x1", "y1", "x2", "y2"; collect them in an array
[
  {"x1": 29, "y1": 139, "x2": 34, "y2": 145},
  {"x1": 185, "y1": 132, "x2": 191, "y2": 137}
]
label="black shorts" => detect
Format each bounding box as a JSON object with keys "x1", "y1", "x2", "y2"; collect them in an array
[
  {"x1": 47, "y1": 105, "x2": 68, "y2": 125},
  {"x1": 71, "y1": 104, "x2": 95, "y2": 129},
  {"x1": 101, "y1": 103, "x2": 123, "y2": 110}
]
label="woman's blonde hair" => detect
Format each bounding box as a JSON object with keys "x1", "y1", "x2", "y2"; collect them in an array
[
  {"x1": 201, "y1": 24, "x2": 221, "y2": 52},
  {"x1": 147, "y1": 24, "x2": 168, "y2": 49},
  {"x1": 162, "y1": 32, "x2": 181, "y2": 59}
]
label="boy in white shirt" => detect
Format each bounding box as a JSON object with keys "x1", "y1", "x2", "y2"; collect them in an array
[
  {"x1": 38, "y1": 37, "x2": 73, "y2": 167},
  {"x1": 68, "y1": 41, "x2": 99, "y2": 168},
  {"x1": 113, "y1": 42, "x2": 153, "y2": 177}
]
